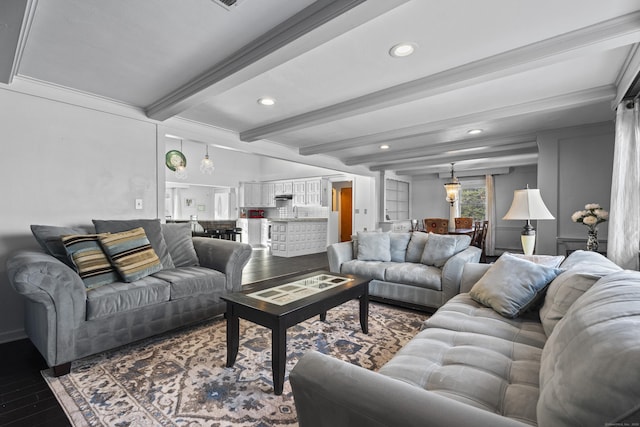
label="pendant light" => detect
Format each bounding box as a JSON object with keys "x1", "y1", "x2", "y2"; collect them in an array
[{"x1": 200, "y1": 144, "x2": 215, "y2": 174}]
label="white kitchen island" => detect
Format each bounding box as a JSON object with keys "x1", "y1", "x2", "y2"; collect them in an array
[{"x1": 270, "y1": 218, "x2": 328, "y2": 257}]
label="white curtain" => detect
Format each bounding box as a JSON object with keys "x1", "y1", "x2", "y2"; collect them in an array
[
  {"x1": 608, "y1": 99, "x2": 640, "y2": 270},
  {"x1": 485, "y1": 174, "x2": 496, "y2": 256}
]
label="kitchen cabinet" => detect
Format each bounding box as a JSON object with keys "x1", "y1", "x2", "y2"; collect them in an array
[
  {"x1": 240, "y1": 182, "x2": 262, "y2": 207},
  {"x1": 270, "y1": 219, "x2": 328, "y2": 257},
  {"x1": 261, "y1": 183, "x2": 275, "y2": 207},
  {"x1": 293, "y1": 181, "x2": 306, "y2": 205},
  {"x1": 304, "y1": 178, "x2": 329, "y2": 206},
  {"x1": 274, "y1": 181, "x2": 293, "y2": 196},
  {"x1": 247, "y1": 218, "x2": 268, "y2": 247}
]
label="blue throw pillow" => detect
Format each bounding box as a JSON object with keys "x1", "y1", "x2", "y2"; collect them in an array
[{"x1": 470, "y1": 252, "x2": 563, "y2": 318}]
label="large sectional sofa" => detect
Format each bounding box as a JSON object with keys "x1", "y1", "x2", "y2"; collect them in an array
[
  {"x1": 291, "y1": 250, "x2": 640, "y2": 427},
  {"x1": 6, "y1": 219, "x2": 252, "y2": 375},
  {"x1": 328, "y1": 231, "x2": 482, "y2": 310}
]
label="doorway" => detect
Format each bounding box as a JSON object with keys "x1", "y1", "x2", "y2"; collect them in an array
[{"x1": 339, "y1": 187, "x2": 352, "y2": 242}]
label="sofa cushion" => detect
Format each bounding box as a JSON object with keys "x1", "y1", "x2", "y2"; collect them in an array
[
  {"x1": 538, "y1": 270, "x2": 640, "y2": 427},
  {"x1": 93, "y1": 219, "x2": 175, "y2": 270},
  {"x1": 384, "y1": 263, "x2": 442, "y2": 290},
  {"x1": 420, "y1": 233, "x2": 470, "y2": 268},
  {"x1": 510, "y1": 253, "x2": 565, "y2": 268},
  {"x1": 99, "y1": 227, "x2": 163, "y2": 282},
  {"x1": 539, "y1": 250, "x2": 621, "y2": 336},
  {"x1": 405, "y1": 232, "x2": 429, "y2": 263},
  {"x1": 356, "y1": 231, "x2": 391, "y2": 262},
  {"x1": 469, "y1": 253, "x2": 562, "y2": 318},
  {"x1": 389, "y1": 232, "x2": 411, "y2": 262},
  {"x1": 152, "y1": 266, "x2": 226, "y2": 300},
  {"x1": 425, "y1": 293, "x2": 548, "y2": 348},
  {"x1": 85, "y1": 275, "x2": 171, "y2": 320},
  {"x1": 31, "y1": 224, "x2": 91, "y2": 267},
  {"x1": 61, "y1": 233, "x2": 119, "y2": 290},
  {"x1": 161, "y1": 223, "x2": 199, "y2": 267},
  {"x1": 340, "y1": 260, "x2": 391, "y2": 280},
  {"x1": 380, "y1": 327, "x2": 542, "y2": 426}
]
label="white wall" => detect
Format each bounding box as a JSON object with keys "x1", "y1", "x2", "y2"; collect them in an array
[
  {"x1": 537, "y1": 122, "x2": 615, "y2": 255},
  {"x1": 0, "y1": 87, "x2": 159, "y2": 342}
]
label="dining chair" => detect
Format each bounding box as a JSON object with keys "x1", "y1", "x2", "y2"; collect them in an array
[
  {"x1": 424, "y1": 218, "x2": 449, "y2": 234},
  {"x1": 454, "y1": 217, "x2": 474, "y2": 230},
  {"x1": 471, "y1": 220, "x2": 489, "y2": 262}
]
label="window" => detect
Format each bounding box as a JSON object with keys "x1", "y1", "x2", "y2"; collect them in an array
[
  {"x1": 460, "y1": 179, "x2": 486, "y2": 221},
  {"x1": 385, "y1": 178, "x2": 409, "y2": 220}
]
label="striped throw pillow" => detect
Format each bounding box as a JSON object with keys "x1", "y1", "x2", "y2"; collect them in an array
[
  {"x1": 62, "y1": 234, "x2": 119, "y2": 290},
  {"x1": 99, "y1": 227, "x2": 162, "y2": 282}
]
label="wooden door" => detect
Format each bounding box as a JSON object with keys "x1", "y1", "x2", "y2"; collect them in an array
[{"x1": 339, "y1": 188, "x2": 352, "y2": 242}]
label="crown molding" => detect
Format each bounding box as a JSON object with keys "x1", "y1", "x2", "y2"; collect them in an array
[
  {"x1": 342, "y1": 133, "x2": 537, "y2": 166},
  {"x1": 0, "y1": 0, "x2": 36, "y2": 84},
  {"x1": 145, "y1": 0, "x2": 409, "y2": 121},
  {"x1": 241, "y1": 11, "x2": 640, "y2": 142},
  {"x1": 613, "y1": 42, "x2": 640, "y2": 106},
  {"x1": 301, "y1": 86, "x2": 615, "y2": 156}
]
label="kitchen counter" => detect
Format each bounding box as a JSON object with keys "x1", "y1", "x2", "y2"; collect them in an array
[{"x1": 270, "y1": 218, "x2": 328, "y2": 257}]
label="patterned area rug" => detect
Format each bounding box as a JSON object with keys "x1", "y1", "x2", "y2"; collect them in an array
[{"x1": 43, "y1": 300, "x2": 427, "y2": 426}]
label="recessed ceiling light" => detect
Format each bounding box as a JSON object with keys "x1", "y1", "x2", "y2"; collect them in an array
[
  {"x1": 380, "y1": 144, "x2": 390, "y2": 150},
  {"x1": 467, "y1": 129, "x2": 483, "y2": 135},
  {"x1": 389, "y1": 42, "x2": 417, "y2": 58},
  {"x1": 257, "y1": 97, "x2": 275, "y2": 106}
]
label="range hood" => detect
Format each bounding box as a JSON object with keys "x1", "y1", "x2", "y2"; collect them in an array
[{"x1": 275, "y1": 194, "x2": 293, "y2": 200}]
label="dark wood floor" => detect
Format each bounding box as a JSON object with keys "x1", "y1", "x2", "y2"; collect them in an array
[{"x1": 0, "y1": 249, "x2": 329, "y2": 427}]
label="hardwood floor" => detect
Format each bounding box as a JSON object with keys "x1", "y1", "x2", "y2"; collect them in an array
[{"x1": 0, "y1": 249, "x2": 329, "y2": 427}]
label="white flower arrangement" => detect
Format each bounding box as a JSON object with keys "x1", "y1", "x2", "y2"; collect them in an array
[{"x1": 571, "y1": 203, "x2": 608, "y2": 231}]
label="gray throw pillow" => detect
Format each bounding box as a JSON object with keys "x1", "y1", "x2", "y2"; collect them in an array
[
  {"x1": 405, "y1": 232, "x2": 429, "y2": 263},
  {"x1": 93, "y1": 219, "x2": 175, "y2": 270},
  {"x1": 162, "y1": 223, "x2": 199, "y2": 267},
  {"x1": 31, "y1": 224, "x2": 92, "y2": 267},
  {"x1": 469, "y1": 252, "x2": 563, "y2": 318},
  {"x1": 421, "y1": 233, "x2": 470, "y2": 267},
  {"x1": 357, "y1": 231, "x2": 391, "y2": 262},
  {"x1": 389, "y1": 232, "x2": 411, "y2": 262}
]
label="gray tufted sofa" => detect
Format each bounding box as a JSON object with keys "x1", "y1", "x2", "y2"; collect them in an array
[
  {"x1": 328, "y1": 231, "x2": 481, "y2": 310},
  {"x1": 6, "y1": 219, "x2": 252, "y2": 376},
  {"x1": 291, "y1": 251, "x2": 640, "y2": 427}
]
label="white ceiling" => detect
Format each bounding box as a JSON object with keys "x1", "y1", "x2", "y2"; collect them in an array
[{"x1": 2, "y1": 0, "x2": 640, "y2": 176}]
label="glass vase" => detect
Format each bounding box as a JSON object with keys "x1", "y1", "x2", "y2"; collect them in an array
[{"x1": 586, "y1": 228, "x2": 598, "y2": 252}]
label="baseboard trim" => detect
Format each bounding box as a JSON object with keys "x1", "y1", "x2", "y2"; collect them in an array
[{"x1": 0, "y1": 328, "x2": 27, "y2": 344}]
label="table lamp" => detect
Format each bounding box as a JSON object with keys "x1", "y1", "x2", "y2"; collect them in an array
[{"x1": 502, "y1": 186, "x2": 554, "y2": 255}]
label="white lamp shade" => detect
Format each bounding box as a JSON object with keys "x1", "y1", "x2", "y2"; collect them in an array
[{"x1": 502, "y1": 188, "x2": 554, "y2": 220}]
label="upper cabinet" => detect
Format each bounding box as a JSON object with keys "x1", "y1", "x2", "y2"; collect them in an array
[
  {"x1": 241, "y1": 178, "x2": 328, "y2": 207},
  {"x1": 240, "y1": 182, "x2": 262, "y2": 207},
  {"x1": 293, "y1": 181, "x2": 306, "y2": 205},
  {"x1": 261, "y1": 183, "x2": 275, "y2": 207},
  {"x1": 274, "y1": 181, "x2": 293, "y2": 196}
]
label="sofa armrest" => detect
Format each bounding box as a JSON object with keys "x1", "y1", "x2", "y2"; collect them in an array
[
  {"x1": 327, "y1": 241, "x2": 354, "y2": 273},
  {"x1": 6, "y1": 250, "x2": 88, "y2": 366},
  {"x1": 192, "y1": 237, "x2": 252, "y2": 292},
  {"x1": 290, "y1": 351, "x2": 531, "y2": 427},
  {"x1": 440, "y1": 246, "x2": 482, "y2": 303},
  {"x1": 460, "y1": 262, "x2": 492, "y2": 293}
]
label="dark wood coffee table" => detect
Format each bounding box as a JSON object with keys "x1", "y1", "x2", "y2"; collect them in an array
[{"x1": 221, "y1": 271, "x2": 370, "y2": 395}]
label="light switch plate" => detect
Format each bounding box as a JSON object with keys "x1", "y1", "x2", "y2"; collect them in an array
[{"x1": 135, "y1": 199, "x2": 143, "y2": 210}]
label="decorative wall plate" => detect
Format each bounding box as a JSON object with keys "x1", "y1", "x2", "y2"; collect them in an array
[{"x1": 165, "y1": 150, "x2": 186, "y2": 171}]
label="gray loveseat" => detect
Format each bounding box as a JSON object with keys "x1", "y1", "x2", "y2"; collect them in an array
[
  {"x1": 328, "y1": 231, "x2": 481, "y2": 310},
  {"x1": 291, "y1": 250, "x2": 640, "y2": 427},
  {"x1": 6, "y1": 219, "x2": 252, "y2": 376}
]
